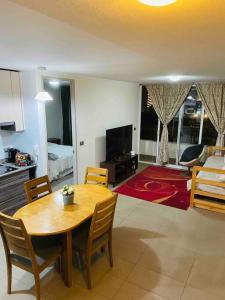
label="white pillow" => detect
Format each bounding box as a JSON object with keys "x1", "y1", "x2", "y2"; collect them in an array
[{"x1": 217, "y1": 165, "x2": 225, "y2": 182}]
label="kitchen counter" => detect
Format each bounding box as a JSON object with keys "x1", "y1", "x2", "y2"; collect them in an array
[{"x1": 0, "y1": 159, "x2": 36, "y2": 178}]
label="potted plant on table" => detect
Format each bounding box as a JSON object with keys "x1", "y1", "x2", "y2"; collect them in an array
[{"x1": 62, "y1": 185, "x2": 74, "y2": 205}]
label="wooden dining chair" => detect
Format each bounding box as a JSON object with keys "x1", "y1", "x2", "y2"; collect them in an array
[
  {"x1": 24, "y1": 175, "x2": 52, "y2": 203},
  {"x1": 0, "y1": 213, "x2": 62, "y2": 300},
  {"x1": 72, "y1": 192, "x2": 118, "y2": 289},
  {"x1": 84, "y1": 167, "x2": 108, "y2": 187}
]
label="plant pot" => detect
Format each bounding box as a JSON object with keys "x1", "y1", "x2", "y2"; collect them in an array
[{"x1": 63, "y1": 194, "x2": 74, "y2": 205}]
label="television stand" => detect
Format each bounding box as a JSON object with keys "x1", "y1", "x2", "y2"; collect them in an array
[
  {"x1": 100, "y1": 154, "x2": 138, "y2": 187},
  {"x1": 114, "y1": 154, "x2": 131, "y2": 162}
]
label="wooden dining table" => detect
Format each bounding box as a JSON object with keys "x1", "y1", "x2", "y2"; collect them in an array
[{"x1": 14, "y1": 184, "x2": 113, "y2": 288}]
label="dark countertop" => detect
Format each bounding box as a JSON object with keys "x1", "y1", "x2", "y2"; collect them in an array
[{"x1": 0, "y1": 160, "x2": 36, "y2": 178}]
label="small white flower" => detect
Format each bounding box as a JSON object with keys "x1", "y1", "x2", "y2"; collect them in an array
[
  {"x1": 68, "y1": 187, "x2": 74, "y2": 195},
  {"x1": 63, "y1": 185, "x2": 69, "y2": 191}
]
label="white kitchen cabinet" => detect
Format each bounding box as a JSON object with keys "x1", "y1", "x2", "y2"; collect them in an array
[
  {"x1": 0, "y1": 70, "x2": 12, "y2": 124},
  {"x1": 10, "y1": 72, "x2": 24, "y2": 131},
  {"x1": 0, "y1": 70, "x2": 24, "y2": 131}
]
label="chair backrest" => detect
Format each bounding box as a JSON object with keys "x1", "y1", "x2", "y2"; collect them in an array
[
  {"x1": 88, "y1": 193, "x2": 117, "y2": 247},
  {"x1": 84, "y1": 167, "x2": 108, "y2": 187},
  {"x1": 180, "y1": 144, "x2": 205, "y2": 164},
  {"x1": 24, "y1": 175, "x2": 52, "y2": 203},
  {"x1": 0, "y1": 213, "x2": 35, "y2": 263}
]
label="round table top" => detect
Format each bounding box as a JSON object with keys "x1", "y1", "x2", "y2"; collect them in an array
[{"x1": 14, "y1": 184, "x2": 113, "y2": 236}]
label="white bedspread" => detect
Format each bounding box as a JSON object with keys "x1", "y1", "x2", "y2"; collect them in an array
[
  {"x1": 48, "y1": 143, "x2": 74, "y2": 181},
  {"x1": 187, "y1": 156, "x2": 225, "y2": 195}
]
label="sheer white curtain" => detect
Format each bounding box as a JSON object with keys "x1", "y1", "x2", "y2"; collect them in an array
[
  {"x1": 147, "y1": 84, "x2": 191, "y2": 164},
  {"x1": 196, "y1": 83, "x2": 225, "y2": 146}
]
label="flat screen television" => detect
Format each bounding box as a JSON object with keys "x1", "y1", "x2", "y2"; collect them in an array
[{"x1": 106, "y1": 125, "x2": 133, "y2": 161}]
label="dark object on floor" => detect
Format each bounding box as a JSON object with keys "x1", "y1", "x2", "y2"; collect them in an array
[{"x1": 179, "y1": 144, "x2": 205, "y2": 173}]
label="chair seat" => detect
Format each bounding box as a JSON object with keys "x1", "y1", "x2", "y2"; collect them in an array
[
  {"x1": 11, "y1": 236, "x2": 62, "y2": 272},
  {"x1": 180, "y1": 144, "x2": 204, "y2": 166},
  {"x1": 72, "y1": 224, "x2": 108, "y2": 252},
  {"x1": 31, "y1": 235, "x2": 62, "y2": 250}
]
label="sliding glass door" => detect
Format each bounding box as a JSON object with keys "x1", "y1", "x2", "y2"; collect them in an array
[
  {"x1": 139, "y1": 85, "x2": 218, "y2": 165},
  {"x1": 175, "y1": 87, "x2": 203, "y2": 165}
]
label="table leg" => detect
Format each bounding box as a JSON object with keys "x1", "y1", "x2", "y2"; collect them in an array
[{"x1": 62, "y1": 230, "x2": 73, "y2": 287}]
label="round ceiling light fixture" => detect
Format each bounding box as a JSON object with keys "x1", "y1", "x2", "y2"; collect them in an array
[
  {"x1": 168, "y1": 75, "x2": 182, "y2": 82},
  {"x1": 139, "y1": 0, "x2": 177, "y2": 7}
]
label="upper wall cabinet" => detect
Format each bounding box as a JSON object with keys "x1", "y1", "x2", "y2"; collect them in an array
[{"x1": 0, "y1": 70, "x2": 24, "y2": 131}]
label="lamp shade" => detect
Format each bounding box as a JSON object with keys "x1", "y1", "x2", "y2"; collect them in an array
[{"x1": 35, "y1": 91, "x2": 53, "y2": 101}]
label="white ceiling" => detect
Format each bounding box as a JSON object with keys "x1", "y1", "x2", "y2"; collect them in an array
[{"x1": 1, "y1": 0, "x2": 225, "y2": 83}]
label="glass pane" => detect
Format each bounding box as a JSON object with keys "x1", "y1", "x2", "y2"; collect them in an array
[
  {"x1": 168, "y1": 111, "x2": 179, "y2": 143},
  {"x1": 180, "y1": 99, "x2": 202, "y2": 144},
  {"x1": 140, "y1": 86, "x2": 158, "y2": 163},
  {"x1": 166, "y1": 111, "x2": 179, "y2": 164},
  {"x1": 178, "y1": 86, "x2": 202, "y2": 160},
  {"x1": 201, "y1": 115, "x2": 217, "y2": 146}
]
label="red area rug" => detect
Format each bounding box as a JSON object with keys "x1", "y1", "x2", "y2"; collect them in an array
[{"x1": 114, "y1": 166, "x2": 191, "y2": 210}]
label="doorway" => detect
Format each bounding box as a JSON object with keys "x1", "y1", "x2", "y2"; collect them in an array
[{"x1": 44, "y1": 78, "x2": 77, "y2": 188}]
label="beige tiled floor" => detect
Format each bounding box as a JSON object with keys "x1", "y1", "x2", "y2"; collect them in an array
[{"x1": 1, "y1": 182, "x2": 225, "y2": 299}]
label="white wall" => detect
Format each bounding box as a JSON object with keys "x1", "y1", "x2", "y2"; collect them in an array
[
  {"x1": 0, "y1": 131, "x2": 13, "y2": 159},
  {"x1": 139, "y1": 140, "x2": 158, "y2": 158},
  {"x1": 74, "y1": 76, "x2": 139, "y2": 183},
  {"x1": 44, "y1": 84, "x2": 63, "y2": 141}
]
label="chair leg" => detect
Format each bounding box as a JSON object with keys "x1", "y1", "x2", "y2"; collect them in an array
[
  {"x1": 7, "y1": 262, "x2": 12, "y2": 294},
  {"x1": 75, "y1": 251, "x2": 84, "y2": 270},
  {"x1": 85, "y1": 254, "x2": 92, "y2": 289},
  {"x1": 34, "y1": 273, "x2": 41, "y2": 300},
  {"x1": 188, "y1": 166, "x2": 192, "y2": 176},
  {"x1": 55, "y1": 256, "x2": 61, "y2": 273},
  {"x1": 108, "y1": 238, "x2": 113, "y2": 268}
]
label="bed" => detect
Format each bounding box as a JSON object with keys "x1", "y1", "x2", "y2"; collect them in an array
[
  {"x1": 47, "y1": 142, "x2": 74, "y2": 181},
  {"x1": 188, "y1": 146, "x2": 225, "y2": 214}
]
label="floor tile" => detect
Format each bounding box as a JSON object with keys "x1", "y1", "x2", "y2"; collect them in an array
[
  {"x1": 138, "y1": 239, "x2": 195, "y2": 283},
  {"x1": 92, "y1": 273, "x2": 124, "y2": 299},
  {"x1": 187, "y1": 255, "x2": 225, "y2": 299},
  {"x1": 0, "y1": 273, "x2": 33, "y2": 299},
  {"x1": 181, "y1": 287, "x2": 224, "y2": 300},
  {"x1": 127, "y1": 265, "x2": 184, "y2": 300},
  {"x1": 113, "y1": 282, "x2": 168, "y2": 300},
  {"x1": 112, "y1": 238, "x2": 146, "y2": 264},
  {"x1": 44, "y1": 283, "x2": 107, "y2": 300}
]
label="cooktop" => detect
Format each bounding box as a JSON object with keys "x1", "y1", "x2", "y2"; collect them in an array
[{"x1": 0, "y1": 164, "x2": 18, "y2": 176}]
